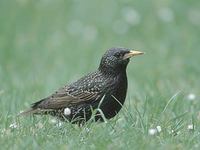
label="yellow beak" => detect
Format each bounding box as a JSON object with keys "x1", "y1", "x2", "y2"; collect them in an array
[{"x1": 123, "y1": 50, "x2": 144, "y2": 59}]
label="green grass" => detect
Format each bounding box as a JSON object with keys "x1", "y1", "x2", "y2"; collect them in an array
[{"x1": 0, "y1": 0, "x2": 200, "y2": 149}]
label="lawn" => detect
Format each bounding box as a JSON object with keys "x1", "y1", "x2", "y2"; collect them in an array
[{"x1": 0, "y1": 0, "x2": 200, "y2": 149}]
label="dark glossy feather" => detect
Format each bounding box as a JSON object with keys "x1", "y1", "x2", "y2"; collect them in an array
[{"x1": 19, "y1": 47, "x2": 141, "y2": 124}]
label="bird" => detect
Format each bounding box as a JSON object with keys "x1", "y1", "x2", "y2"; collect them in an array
[{"x1": 19, "y1": 47, "x2": 144, "y2": 124}]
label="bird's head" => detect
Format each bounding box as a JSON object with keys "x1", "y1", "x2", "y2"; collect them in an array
[{"x1": 99, "y1": 47, "x2": 144, "y2": 74}]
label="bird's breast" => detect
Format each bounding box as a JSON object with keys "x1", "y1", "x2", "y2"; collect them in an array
[
  {"x1": 98, "y1": 73, "x2": 128, "y2": 119},
  {"x1": 109, "y1": 74, "x2": 127, "y2": 99}
]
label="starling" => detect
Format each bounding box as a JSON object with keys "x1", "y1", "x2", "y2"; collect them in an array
[{"x1": 20, "y1": 47, "x2": 144, "y2": 124}]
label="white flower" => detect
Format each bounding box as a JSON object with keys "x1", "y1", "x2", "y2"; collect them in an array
[
  {"x1": 9, "y1": 122, "x2": 18, "y2": 129},
  {"x1": 64, "y1": 108, "x2": 71, "y2": 116},
  {"x1": 148, "y1": 125, "x2": 162, "y2": 135},
  {"x1": 187, "y1": 124, "x2": 194, "y2": 130},
  {"x1": 187, "y1": 93, "x2": 196, "y2": 101},
  {"x1": 148, "y1": 128, "x2": 157, "y2": 135},
  {"x1": 171, "y1": 130, "x2": 180, "y2": 135},
  {"x1": 156, "y1": 126, "x2": 162, "y2": 133},
  {"x1": 85, "y1": 128, "x2": 90, "y2": 133},
  {"x1": 56, "y1": 122, "x2": 63, "y2": 128}
]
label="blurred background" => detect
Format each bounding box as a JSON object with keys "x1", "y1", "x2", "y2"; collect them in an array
[
  {"x1": 1, "y1": 0, "x2": 200, "y2": 149},
  {"x1": 0, "y1": 0, "x2": 200, "y2": 120}
]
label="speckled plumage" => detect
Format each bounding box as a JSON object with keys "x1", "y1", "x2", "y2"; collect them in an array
[{"x1": 20, "y1": 47, "x2": 143, "y2": 124}]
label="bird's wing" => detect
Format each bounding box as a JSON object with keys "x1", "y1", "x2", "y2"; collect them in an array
[{"x1": 31, "y1": 85, "x2": 101, "y2": 110}]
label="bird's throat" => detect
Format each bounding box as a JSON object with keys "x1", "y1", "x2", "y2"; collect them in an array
[{"x1": 99, "y1": 64, "x2": 128, "y2": 77}]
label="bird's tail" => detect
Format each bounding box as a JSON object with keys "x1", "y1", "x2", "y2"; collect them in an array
[
  {"x1": 18, "y1": 98, "x2": 48, "y2": 117},
  {"x1": 17, "y1": 108, "x2": 40, "y2": 117},
  {"x1": 17, "y1": 108, "x2": 53, "y2": 117}
]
